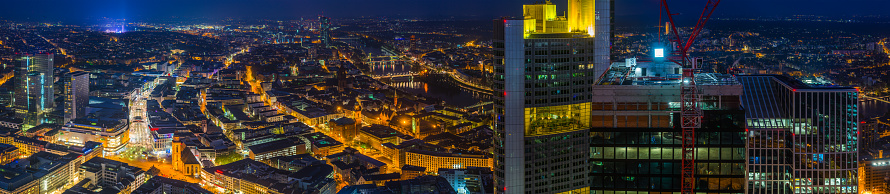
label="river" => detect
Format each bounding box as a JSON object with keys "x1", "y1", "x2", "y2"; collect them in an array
[
  {"x1": 368, "y1": 62, "x2": 489, "y2": 108},
  {"x1": 861, "y1": 99, "x2": 890, "y2": 119}
]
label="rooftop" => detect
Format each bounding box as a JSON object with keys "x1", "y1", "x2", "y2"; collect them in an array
[
  {"x1": 0, "y1": 152, "x2": 78, "y2": 191},
  {"x1": 597, "y1": 60, "x2": 739, "y2": 86},
  {"x1": 247, "y1": 138, "x2": 303, "y2": 155},
  {"x1": 360, "y1": 125, "x2": 413, "y2": 140},
  {"x1": 303, "y1": 132, "x2": 343, "y2": 148}
]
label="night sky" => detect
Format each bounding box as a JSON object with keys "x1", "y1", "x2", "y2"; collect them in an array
[{"x1": 1, "y1": 0, "x2": 888, "y2": 22}]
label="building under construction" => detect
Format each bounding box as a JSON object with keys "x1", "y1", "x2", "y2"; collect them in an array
[{"x1": 590, "y1": 60, "x2": 746, "y2": 193}]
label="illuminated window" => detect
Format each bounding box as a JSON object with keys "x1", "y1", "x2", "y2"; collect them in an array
[{"x1": 524, "y1": 102, "x2": 590, "y2": 136}]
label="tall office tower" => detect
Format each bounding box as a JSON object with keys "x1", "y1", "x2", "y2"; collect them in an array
[
  {"x1": 739, "y1": 75, "x2": 859, "y2": 194},
  {"x1": 590, "y1": 61, "x2": 746, "y2": 194},
  {"x1": 492, "y1": 1, "x2": 610, "y2": 193},
  {"x1": 319, "y1": 16, "x2": 331, "y2": 48},
  {"x1": 64, "y1": 71, "x2": 89, "y2": 123},
  {"x1": 14, "y1": 54, "x2": 54, "y2": 128},
  {"x1": 409, "y1": 35, "x2": 417, "y2": 52}
]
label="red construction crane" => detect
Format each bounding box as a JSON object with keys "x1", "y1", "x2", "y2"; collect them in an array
[{"x1": 659, "y1": 0, "x2": 721, "y2": 194}]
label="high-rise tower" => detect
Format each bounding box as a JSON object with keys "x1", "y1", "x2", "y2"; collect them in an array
[
  {"x1": 319, "y1": 16, "x2": 332, "y2": 48},
  {"x1": 64, "y1": 71, "x2": 89, "y2": 123},
  {"x1": 14, "y1": 53, "x2": 54, "y2": 128},
  {"x1": 492, "y1": 1, "x2": 610, "y2": 193},
  {"x1": 740, "y1": 75, "x2": 859, "y2": 194}
]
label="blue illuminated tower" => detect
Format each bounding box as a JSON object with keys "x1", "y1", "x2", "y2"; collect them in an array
[
  {"x1": 14, "y1": 53, "x2": 54, "y2": 128},
  {"x1": 319, "y1": 16, "x2": 332, "y2": 48}
]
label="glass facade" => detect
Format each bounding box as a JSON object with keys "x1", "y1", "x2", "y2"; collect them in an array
[
  {"x1": 590, "y1": 110, "x2": 746, "y2": 194},
  {"x1": 14, "y1": 54, "x2": 55, "y2": 128},
  {"x1": 590, "y1": 72, "x2": 745, "y2": 194},
  {"x1": 740, "y1": 75, "x2": 859, "y2": 194}
]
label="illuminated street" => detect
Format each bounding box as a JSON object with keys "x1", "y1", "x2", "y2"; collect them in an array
[{"x1": 129, "y1": 78, "x2": 159, "y2": 150}]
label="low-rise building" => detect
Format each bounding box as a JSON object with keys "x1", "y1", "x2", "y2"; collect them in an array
[
  {"x1": 385, "y1": 176, "x2": 456, "y2": 194},
  {"x1": 358, "y1": 173, "x2": 401, "y2": 186},
  {"x1": 382, "y1": 140, "x2": 490, "y2": 174},
  {"x1": 438, "y1": 167, "x2": 493, "y2": 194},
  {"x1": 339, "y1": 176, "x2": 457, "y2": 194},
  {"x1": 64, "y1": 157, "x2": 147, "y2": 194},
  {"x1": 132, "y1": 176, "x2": 211, "y2": 194},
  {"x1": 275, "y1": 96, "x2": 343, "y2": 126},
  {"x1": 57, "y1": 112, "x2": 129, "y2": 155},
  {"x1": 269, "y1": 154, "x2": 323, "y2": 172},
  {"x1": 247, "y1": 137, "x2": 307, "y2": 162},
  {"x1": 358, "y1": 125, "x2": 413, "y2": 152},
  {"x1": 302, "y1": 132, "x2": 344, "y2": 157},
  {"x1": 201, "y1": 159, "x2": 336, "y2": 194},
  {"x1": 401, "y1": 165, "x2": 426, "y2": 180},
  {"x1": 0, "y1": 144, "x2": 19, "y2": 165},
  {"x1": 860, "y1": 158, "x2": 890, "y2": 194},
  {"x1": 0, "y1": 152, "x2": 80, "y2": 194},
  {"x1": 328, "y1": 117, "x2": 358, "y2": 144}
]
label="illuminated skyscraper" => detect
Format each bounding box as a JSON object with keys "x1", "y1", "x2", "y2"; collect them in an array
[
  {"x1": 319, "y1": 16, "x2": 332, "y2": 48},
  {"x1": 740, "y1": 75, "x2": 858, "y2": 194},
  {"x1": 492, "y1": 1, "x2": 610, "y2": 193},
  {"x1": 14, "y1": 53, "x2": 54, "y2": 128},
  {"x1": 64, "y1": 71, "x2": 89, "y2": 123}
]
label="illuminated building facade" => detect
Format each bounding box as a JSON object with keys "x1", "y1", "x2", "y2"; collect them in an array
[
  {"x1": 439, "y1": 166, "x2": 494, "y2": 194},
  {"x1": 247, "y1": 138, "x2": 307, "y2": 162},
  {"x1": 590, "y1": 61, "x2": 746, "y2": 194},
  {"x1": 57, "y1": 118, "x2": 130, "y2": 155},
  {"x1": 0, "y1": 152, "x2": 79, "y2": 194},
  {"x1": 202, "y1": 159, "x2": 335, "y2": 194},
  {"x1": 0, "y1": 144, "x2": 18, "y2": 165},
  {"x1": 73, "y1": 157, "x2": 147, "y2": 194},
  {"x1": 383, "y1": 140, "x2": 491, "y2": 174},
  {"x1": 172, "y1": 139, "x2": 202, "y2": 177},
  {"x1": 860, "y1": 158, "x2": 890, "y2": 194},
  {"x1": 64, "y1": 71, "x2": 89, "y2": 123},
  {"x1": 14, "y1": 54, "x2": 55, "y2": 128},
  {"x1": 739, "y1": 75, "x2": 859, "y2": 194},
  {"x1": 492, "y1": 1, "x2": 610, "y2": 193}
]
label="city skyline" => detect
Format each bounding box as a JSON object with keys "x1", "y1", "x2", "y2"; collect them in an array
[
  {"x1": 2, "y1": 0, "x2": 890, "y2": 22},
  {"x1": 0, "y1": 0, "x2": 887, "y2": 193}
]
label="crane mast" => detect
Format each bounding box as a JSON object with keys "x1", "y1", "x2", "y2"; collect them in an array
[{"x1": 659, "y1": 1, "x2": 721, "y2": 193}]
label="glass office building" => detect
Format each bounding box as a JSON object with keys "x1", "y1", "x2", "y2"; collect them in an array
[
  {"x1": 492, "y1": 0, "x2": 610, "y2": 193},
  {"x1": 590, "y1": 61, "x2": 746, "y2": 194},
  {"x1": 740, "y1": 75, "x2": 858, "y2": 194},
  {"x1": 14, "y1": 53, "x2": 55, "y2": 128}
]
